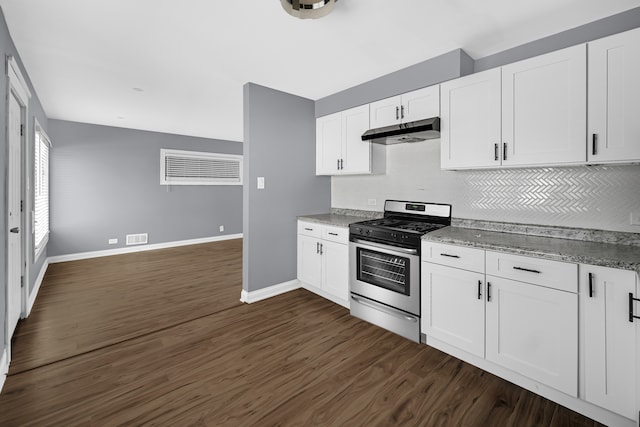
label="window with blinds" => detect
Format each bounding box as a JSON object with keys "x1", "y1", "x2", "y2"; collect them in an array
[
  {"x1": 160, "y1": 149, "x2": 243, "y2": 185},
  {"x1": 34, "y1": 121, "x2": 50, "y2": 258}
]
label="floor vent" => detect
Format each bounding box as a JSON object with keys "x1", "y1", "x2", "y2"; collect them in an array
[{"x1": 126, "y1": 233, "x2": 148, "y2": 246}]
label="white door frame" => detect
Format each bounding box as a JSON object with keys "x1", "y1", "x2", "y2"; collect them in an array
[{"x1": 5, "y1": 55, "x2": 31, "y2": 359}]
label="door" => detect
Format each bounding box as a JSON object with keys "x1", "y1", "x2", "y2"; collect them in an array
[
  {"x1": 581, "y1": 265, "x2": 636, "y2": 420},
  {"x1": 322, "y1": 240, "x2": 349, "y2": 302},
  {"x1": 485, "y1": 276, "x2": 578, "y2": 397},
  {"x1": 440, "y1": 68, "x2": 502, "y2": 169},
  {"x1": 369, "y1": 95, "x2": 402, "y2": 129},
  {"x1": 422, "y1": 263, "x2": 485, "y2": 357},
  {"x1": 7, "y1": 92, "x2": 22, "y2": 340},
  {"x1": 502, "y1": 44, "x2": 586, "y2": 166},
  {"x1": 297, "y1": 234, "x2": 322, "y2": 289},
  {"x1": 315, "y1": 111, "x2": 342, "y2": 175},
  {"x1": 588, "y1": 27, "x2": 640, "y2": 163},
  {"x1": 341, "y1": 104, "x2": 370, "y2": 174},
  {"x1": 402, "y1": 86, "x2": 439, "y2": 123}
]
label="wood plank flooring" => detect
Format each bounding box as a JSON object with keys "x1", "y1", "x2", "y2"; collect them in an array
[{"x1": 0, "y1": 239, "x2": 604, "y2": 426}]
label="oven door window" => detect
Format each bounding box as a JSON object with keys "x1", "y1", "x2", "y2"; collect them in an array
[{"x1": 356, "y1": 247, "x2": 410, "y2": 295}]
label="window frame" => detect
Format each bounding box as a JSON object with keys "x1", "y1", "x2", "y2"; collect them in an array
[{"x1": 33, "y1": 119, "x2": 51, "y2": 260}]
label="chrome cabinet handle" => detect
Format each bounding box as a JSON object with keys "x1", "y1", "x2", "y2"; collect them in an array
[
  {"x1": 494, "y1": 143, "x2": 499, "y2": 161},
  {"x1": 401, "y1": 105, "x2": 405, "y2": 120},
  {"x1": 328, "y1": 232, "x2": 338, "y2": 236},
  {"x1": 588, "y1": 272, "x2": 594, "y2": 298},
  {"x1": 487, "y1": 282, "x2": 492, "y2": 302},
  {"x1": 340, "y1": 159, "x2": 344, "y2": 170},
  {"x1": 477, "y1": 280, "x2": 482, "y2": 300},
  {"x1": 513, "y1": 266, "x2": 541, "y2": 274},
  {"x1": 319, "y1": 243, "x2": 323, "y2": 255},
  {"x1": 592, "y1": 134, "x2": 597, "y2": 156},
  {"x1": 337, "y1": 159, "x2": 340, "y2": 170},
  {"x1": 629, "y1": 293, "x2": 640, "y2": 323},
  {"x1": 440, "y1": 253, "x2": 460, "y2": 259},
  {"x1": 316, "y1": 242, "x2": 320, "y2": 254},
  {"x1": 503, "y1": 142, "x2": 507, "y2": 161},
  {"x1": 304, "y1": 227, "x2": 313, "y2": 231},
  {"x1": 396, "y1": 106, "x2": 399, "y2": 120}
]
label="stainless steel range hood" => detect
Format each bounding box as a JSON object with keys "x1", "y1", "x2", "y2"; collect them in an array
[{"x1": 361, "y1": 117, "x2": 440, "y2": 145}]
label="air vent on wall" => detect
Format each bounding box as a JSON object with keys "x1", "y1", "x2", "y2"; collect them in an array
[
  {"x1": 126, "y1": 233, "x2": 148, "y2": 246},
  {"x1": 160, "y1": 149, "x2": 243, "y2": 186}
]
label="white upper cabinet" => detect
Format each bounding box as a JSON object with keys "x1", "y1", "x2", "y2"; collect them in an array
[
  {"x1": 502, "y1": 44, "x2": 587, "y2": 166},
  {"x1": 369, "y1": 86, "x2": 440, "y2": 129},
  {"x1": 588, "y1": 27, "x2": 640, "y2": 163},
  {"x1": 316, "y1": 104, "x2": 384, "y2": 176},
  {"x1": 440, "y1": 68, "x2": 502, "y2": 169}
]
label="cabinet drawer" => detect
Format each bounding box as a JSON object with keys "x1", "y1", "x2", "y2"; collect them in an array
[
  {"x1": 486, "y1": 251, "x2": 577, "y2": 293},
  {"x1": 422, "y1": 242, "x2": 485, "y2": 273},
  {"x1": 298, "y1": 221, "x2": 322, "y2": 238},
  {"x1": 323, "y1": 225, "x2": 349, "y2": 244}
]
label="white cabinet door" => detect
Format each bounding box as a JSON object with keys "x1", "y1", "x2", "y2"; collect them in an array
[
  {"x1": 485, "y1": 276, "x2": 578, "y2": 397},
  {"x1": 341, "y1": 104, "x2": 371, "y2": 174},
  {"x1": 588, "y1": 28, "x2": 640, "y2": 163},
  {"x1": 581, "y1": 265, "x2": 636, "y2": 420},
  {"x1": 441, "y1": 68, "x2": 502, "y2": 169},
  {"x1": 402, "y1": 86, "x2": 440, "y2": 123},
  {"x1": 502, "y1": 44, "x2": 586, "y2": 166},
  {"x1": 322, "y1": 240, "x2": 349, "y2": 303},
  {"x1": 369, "y1": 95, "x2": 402, "y2": 128},
  {"x1": 316, "y1": 111, "x2": 342, "y2": 175},
  {"x1": 297, "y1": 234, "x2": 322, "y2": 289},
  {"x1": 422, "y1": 263, "x2": 485, "y2": 358}
]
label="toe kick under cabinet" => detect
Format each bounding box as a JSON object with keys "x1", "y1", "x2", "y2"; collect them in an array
[{"x1": 421, "y1": 241, "x2": 639, "y2": 426}]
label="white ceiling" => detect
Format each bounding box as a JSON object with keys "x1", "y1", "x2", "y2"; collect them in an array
[{"x1": 1, "y1": 0, "x2": 639, "y2": 142}]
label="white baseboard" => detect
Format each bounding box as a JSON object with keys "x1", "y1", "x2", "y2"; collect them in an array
[
  {"x1": 26, "y1": 259, "x2": 49, "y2": 317},
  {"x1": 240, "y1": 279, "x2": 301, "y2": 304},
  {"x1": 48, "y1": 234, "x2": 243, "y2": 264},
  {"x1": 0, "y1": 348, "x2": 8, "y2": 394}
]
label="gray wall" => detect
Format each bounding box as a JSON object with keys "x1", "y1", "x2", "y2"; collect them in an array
[
  {"x1": 315, "y1": 49, "x2": 473, "y2": 117},
  {"x1": 0, "y1": 7, "x2": 50, "y2": 356},
  {"x1": 47, "y1": 120, "x2": 242, "y2": 256},
  {"x1": 475, "y1": 6, "x2": 640, "y2": 72},
  {"x1": 243, "y1": 83, "x2": 330, "y2": 293}
]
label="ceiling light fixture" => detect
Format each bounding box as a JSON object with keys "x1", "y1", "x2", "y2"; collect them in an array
[{"x1": 280, "y1": 0, "x2": 338, "y2": 19}]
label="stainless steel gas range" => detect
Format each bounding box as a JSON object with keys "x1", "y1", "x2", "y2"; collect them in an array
[{"x1": 349, "y1": 200, "x2": 452, "y2": 342}]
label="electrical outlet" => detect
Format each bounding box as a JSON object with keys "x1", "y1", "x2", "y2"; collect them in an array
[
  {"x1": 108, "y1": 238, "x2": 118, "y2": 245},
  {"x1": 257, "y1": 177, "x2": 265, "y2": 189},
  {"x1": 367, "y1": 198, "x2": 377, "y2": 206},
  {"x1": 631, "y1": 211, "x2": 640, "y2": 226},
  {"x1": 219, "y1": 225, "x2": 225, "y2": 232}
]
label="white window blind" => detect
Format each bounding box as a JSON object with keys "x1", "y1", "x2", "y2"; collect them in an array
[
  {"x1": 160, "y1": 149, "x2": 243, "y2": 185},
  {"x1": 34, "y1": 121, "x2": 50, "y2": 258}
]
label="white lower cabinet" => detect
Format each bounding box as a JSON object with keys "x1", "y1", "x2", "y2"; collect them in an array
[
  {"x1": 485, "y1": 276, "x2": 578, "y2": 397},
  {"x1": 422, "y1": 263, "x2": 485, "y2": 358},
  {"x1": 421, "y1": 242, "x2": 640, "y2": 425},
  {"x1": 297, "y1": 221, "x2": 349, "y2": 307},
  {"x1": 580, "y1": 264, "x2": 637, "y2": 420}
]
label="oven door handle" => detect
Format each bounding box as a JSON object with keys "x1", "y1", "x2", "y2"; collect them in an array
[
  {"x1": 351, "y1": 295, "x2": 418, "y2": 323},
  {"x1": 350, "y1": 238, "x2": 419, "y2": 255}
]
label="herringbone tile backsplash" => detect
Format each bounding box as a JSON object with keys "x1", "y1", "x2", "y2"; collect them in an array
[{"x1": 332, "y1": 143, "x2": 640, "y2": 233}]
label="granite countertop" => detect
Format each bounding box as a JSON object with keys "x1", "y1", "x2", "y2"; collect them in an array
[
  {"x1": 297, "y1": 213, "x2": 368, "y2": 228},
  {"x1": 423, "y1": 226, "x2": 640, "y2": 275}
]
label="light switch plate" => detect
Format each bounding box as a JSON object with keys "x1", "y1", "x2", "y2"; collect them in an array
[
  {"x1": 367, "y1": 199, "x2": 377, "y2": 206},
  {"x1": 257, "y1": 177, "x2": 265, "y2": 189},
  {"x1": 108, "y1": 238, "x2": 118, "y2": 245}
]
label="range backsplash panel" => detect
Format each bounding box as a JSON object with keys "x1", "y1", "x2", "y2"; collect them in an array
[{"x1": 331, "y1": 142, "x2": 640, "y2": 233}]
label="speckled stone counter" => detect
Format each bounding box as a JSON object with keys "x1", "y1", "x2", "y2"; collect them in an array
[
  {"x1": 297, "y1": 213, "x2": 368, "y2": 228},
  {"x1": 423, "y1": 226, "x2": 640, "y2": 275}
]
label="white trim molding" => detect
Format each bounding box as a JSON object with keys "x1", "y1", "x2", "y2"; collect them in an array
[
  {"x1": 26, "y1": 259, "x2": 49, "y2": 317},
  {"x1": 0, "y1": 347, "x2": 8, "y2": 394},
  {"x1": 48, "y1": 234, "x2": 243, "y2": 264},
  {"x1": 240, "y1": 279, "x2": 301, "y2": 304}
]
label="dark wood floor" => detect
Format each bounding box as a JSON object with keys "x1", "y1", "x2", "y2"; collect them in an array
[{"x1": 0, "y1": 239, "x2": 603, "y2": 426}]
